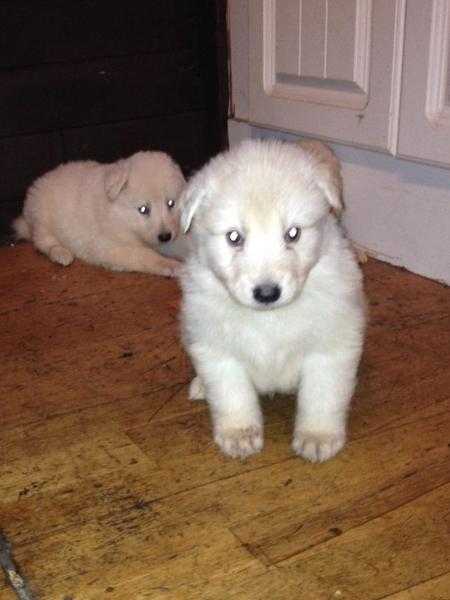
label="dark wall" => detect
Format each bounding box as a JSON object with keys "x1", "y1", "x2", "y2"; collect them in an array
[{"x1": 0, "y1": 0, "x2": 228, "y2": 240}]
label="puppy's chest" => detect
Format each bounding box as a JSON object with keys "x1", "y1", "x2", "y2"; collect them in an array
[{"x1": 232, "y1": 318, "x2": 305, "y2": 393}]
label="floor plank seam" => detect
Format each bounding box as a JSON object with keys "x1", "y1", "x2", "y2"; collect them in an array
[
  {"x1": 372, "y1": 568, "x2": 450, "y2": 600},
  {"x1": 0, "y1": 381, "x2": 189, "y2": 435},
  {"x1": 229, "y1": 528, "x2": 272, "y2": 568},
  {"x1": 272, "y1": 477, "x2": 450, "y2": 566},
  {"x1": 352, "y1": 404, "x2": 450, "y2": 442},
  {"x1": 145, "y1": 455, "x2": 300, "y2": 506},
  {"x1": 139, "y1": 383, "x2": 187, "y2": 426}
]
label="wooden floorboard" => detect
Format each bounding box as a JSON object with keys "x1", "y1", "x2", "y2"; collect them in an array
[{"x1": 0, "y1": 243, "x2": 449, "y2": 600}]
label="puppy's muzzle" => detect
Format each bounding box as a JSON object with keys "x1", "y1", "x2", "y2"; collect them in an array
[{"x1": 253, "y1": 283, "x2": 281, "y2": 304}]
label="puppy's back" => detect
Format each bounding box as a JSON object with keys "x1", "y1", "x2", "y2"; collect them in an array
[{"x1": 21, "y1": 160, "x2": 100, "y2": 227}]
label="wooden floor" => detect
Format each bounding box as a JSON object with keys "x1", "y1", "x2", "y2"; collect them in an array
[{"x1": 1, "y1": 243, "x2": 449, "y2": 600}]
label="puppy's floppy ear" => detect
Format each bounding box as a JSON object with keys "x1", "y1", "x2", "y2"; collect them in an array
[
  {"x1": 299, "y1": 139, "x2": 344, "y2": 214},
  {"x1": 180, "y1": 180, "x2": 207, "y2": 233},
  {"x1": 104, "y1": 159, "x2": 130, "y2": 200}
]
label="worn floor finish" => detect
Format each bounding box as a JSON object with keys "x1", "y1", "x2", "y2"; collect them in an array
[{"x1": 0, "y1": 243, "x2": 449, "y2": 600}]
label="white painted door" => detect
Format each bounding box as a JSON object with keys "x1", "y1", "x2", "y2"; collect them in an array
[
  {"x1": 248, "y1": 0, "x2": 401, "y2": 151},
  {"x1": 397, "y1": 0, "x2": 450, "y2": 168}
]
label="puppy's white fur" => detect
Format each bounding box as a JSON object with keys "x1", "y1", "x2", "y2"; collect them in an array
[
  {"x1": 13, "y1": 151, "x2": 186, "y2": 276},
  {"x1": 180, "y1": 139, "x2": 366, "y2": 462}
]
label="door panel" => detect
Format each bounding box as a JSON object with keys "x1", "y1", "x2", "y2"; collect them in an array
[
  {"x1": 397, "y1": 0, "x2": 450, "y2": 167},
  {"x1": 248, "y1": 0, "x2": 400, "y2": 150}
]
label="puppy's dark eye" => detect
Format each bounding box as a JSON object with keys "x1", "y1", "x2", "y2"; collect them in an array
[
  {"x1": 226, "y1": 230, "x2": 244, "y2": 247},
  {"x1": 285, "y1": 226, "x2": 301, "y2": 243},
  {"x1": 167, "y1": 199, "x2": 175, "y2": 210},
  {"x1": 138, "y1": 204, "x2": 151, "y2": 216}
]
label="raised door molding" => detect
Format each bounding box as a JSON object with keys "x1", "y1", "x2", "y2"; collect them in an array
[
  {"x1": 425, "y1": 0, "x2": 450, "y2": 129},
  {"x1": 397, "y1": 0, "x2": 450, "y2": 167},
  {"x1": 247, "y1": 0, "x2": 402, "y2": 150},
  {"x1": 263, "y1": 0, "x2": 372, "y2": 110}
]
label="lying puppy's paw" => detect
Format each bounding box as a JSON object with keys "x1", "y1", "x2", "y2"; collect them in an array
[
  {"x1": 214, "y1": 425, "x2": 263, "y2": 459},
  {"x1": 159, "y1": 258, "x2": 182, "y2": 278},
  {"x1": 188, "y1": 376, "x2": 205, "y2": 401},
  {"x1": 49, "y1": 245, "x2": 74, "y2": 266},
  {"x1": 292, "y1": 430, "x2": 346, "y2": 463}
]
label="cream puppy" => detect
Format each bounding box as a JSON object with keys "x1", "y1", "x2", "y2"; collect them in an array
[
  {"x1": 13, "y1": 151, "x2": 186, "y2": 276},
  {"x1": 180, "y1": 139, "x2": 366, "y2": 462}
]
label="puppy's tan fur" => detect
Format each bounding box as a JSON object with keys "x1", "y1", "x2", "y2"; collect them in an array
[{"x1": 13, "y1": 151, "x2": 186, "y2": 276}]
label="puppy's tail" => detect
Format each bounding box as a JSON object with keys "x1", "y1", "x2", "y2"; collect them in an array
[{"x1": 12, "y1": 215, "x2": 31, "y2": 240}]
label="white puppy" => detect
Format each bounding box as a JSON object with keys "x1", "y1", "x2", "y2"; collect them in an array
[
  {"x1": 13, "y1": 151, "x2": 186, "y2": 276},
  {"x1": 179, "y1": 139, "x2": 366, "y2": 462}
]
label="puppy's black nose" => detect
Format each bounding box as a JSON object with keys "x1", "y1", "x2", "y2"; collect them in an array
[
  {"x1": 253, "y1": 283, "x2": 281, "y2": 304},
  {"x1": 158, "y1": 232, "x2": 172, "y2": 243}
]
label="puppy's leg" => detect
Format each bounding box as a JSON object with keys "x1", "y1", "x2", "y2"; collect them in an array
[
  {"x1": 192, "y1": 352, "x2": 263, "y2": 459},
  {"x1": 293, "y1": 351, "x2": 360, "y2": 462},
  {"x1": 96, "y1": 245, "x2": 182, "y2": 277},
  {"x1": 33, "y1": 230, "x2": 74, "y2": 266}
]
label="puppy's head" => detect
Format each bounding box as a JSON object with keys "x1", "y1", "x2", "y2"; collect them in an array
[
  {"x1": 104, "y1": 151, "x2": 185, "y2": 247},
  {"x1": 181, "y1": 139, "x2": 342, "y2": 310}
]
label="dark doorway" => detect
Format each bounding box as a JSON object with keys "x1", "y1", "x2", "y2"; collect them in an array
[{"x1": 0, "y1": 1, "x2": 228, "y2": 242}]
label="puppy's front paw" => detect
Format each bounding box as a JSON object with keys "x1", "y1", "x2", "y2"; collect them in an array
[
  {"x1": 160, "y1": 258, "x2": 182, "y2": 278},
  {"x1": 292, "y1": 430, "x2": 346, "y2": 463},
  {"x1": 214, "y1": 425, "x2": 263, "y2": 459},
  {"x1": 188, "y1": 376, "x2": 205, "y2": 401},
  {"x1": 49, "y1": 245, "x2": 74, "y2": 266}
]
